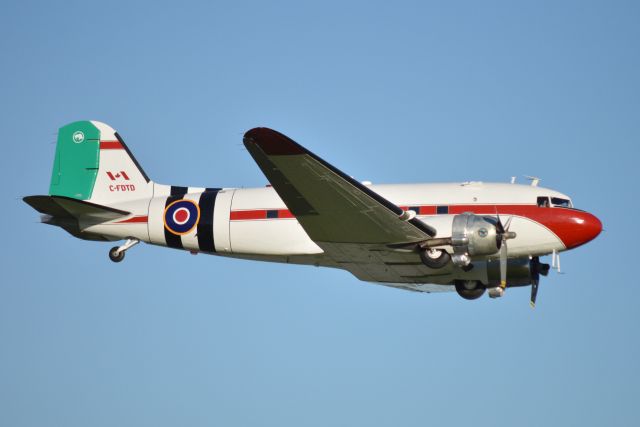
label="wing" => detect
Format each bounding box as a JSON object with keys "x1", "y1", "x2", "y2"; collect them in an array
[
  {"x1": 243, "y1": 128, "x2": 451, "y2": 290},
  {"x1": 243, "y1": 127, "x2": 435, "y2": 246}
]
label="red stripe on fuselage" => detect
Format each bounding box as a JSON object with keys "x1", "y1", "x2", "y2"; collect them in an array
[
  {"x1": 230, "y1": 204, "x2": 538, "y2": 221},
  {"x1": 230, "y1": 209, "x2": 295, "y2": 221},
  {"x1": 115, "y1": 216, "x2": 148, "y2": 223},
  {"x1": 230, "y1": 210, "x2": 267, "y2": 220},
  {"x1": 277, "y1": 209, "x2": 295, "y2": 219},
  {"x1": 229, "y1": 204, "x2": 601, "y2": 249},
  {"x1": 100, "y1": 140, "x2": 124, "y2": 150}
]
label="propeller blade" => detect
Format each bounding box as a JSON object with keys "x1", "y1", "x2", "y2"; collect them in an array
[
  {"x1": 500, "y1": 241, "x2": 507, "y2": 288},
  {"x1": 503, "y1": 216, "x2": 513, "y2": 232},
  {"x1": 496, "y1": 213, "x2": 505, "y2": 234},
  {"x1": 530, "y1": 280, "x2": 539, "y2": 308}
]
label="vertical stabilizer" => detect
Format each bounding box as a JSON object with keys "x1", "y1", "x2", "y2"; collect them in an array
[{"x1": 49, "y1": 121, "x2": 153, "y2": 205}]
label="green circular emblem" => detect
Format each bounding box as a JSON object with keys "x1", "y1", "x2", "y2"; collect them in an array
[
  {"x1": 478, "y1": 228, "x2": 488, "y2": 238},
  {"x1": 72, "y1": 131, "x2": 85, "y2": 144}
]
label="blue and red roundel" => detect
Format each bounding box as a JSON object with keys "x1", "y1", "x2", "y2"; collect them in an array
[{"x1": 164, "y1": 199, "x2": 200, "y2": 235}]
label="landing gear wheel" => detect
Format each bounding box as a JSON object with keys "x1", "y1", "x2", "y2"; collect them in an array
[
  {"x1": 420, "y1": 248, "x2": 451, "y2": 269},
  {"x1": 454, "y1": 280, "x2": 486, "y2": 300},
  {"x1": 109, "y1": 247, "x2": 125, "y2": 263}
]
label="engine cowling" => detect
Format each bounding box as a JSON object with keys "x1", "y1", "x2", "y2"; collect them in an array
[{"x1": 450, "y1": 213, "x2": 501, "y2": 267}]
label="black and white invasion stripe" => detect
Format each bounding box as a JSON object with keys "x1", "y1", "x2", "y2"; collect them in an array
[
  {"x1": 164, "y1": 186, "x2": 222, "y2": 252},
  {"x1": 196, "y1": 188, "x2": 221, "y2": 253}
]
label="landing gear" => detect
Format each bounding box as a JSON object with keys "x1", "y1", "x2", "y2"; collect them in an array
[
  {"x1": 454, "y1": 280, "x2": 485, "y2": 300},
  {"x1": 109, "y1": 247, "x2": 125, "y2": 262},
  {"x1": 420, "y1": 248, "x2": 451, "y2": 269},
  {"x1": 108, "y1": 238, "x2": 140, "y2": 263}
]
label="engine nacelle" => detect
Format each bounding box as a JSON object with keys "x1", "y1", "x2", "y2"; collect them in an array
[{"x1": 450, "y1": 213, "x2": 501, "y2": 267}]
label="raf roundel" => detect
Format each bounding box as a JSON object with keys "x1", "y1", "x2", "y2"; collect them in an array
[{"x1": 163, "y1": 199, "x2": 200, "y2": 235}]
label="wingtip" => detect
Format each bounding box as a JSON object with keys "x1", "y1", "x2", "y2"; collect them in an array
[
  {"x1": 243, "y1": 127, "x2": 307, "y2": 155},
  {"x1": 23, "y1": 195, "x2": 46, "y2": 208}
]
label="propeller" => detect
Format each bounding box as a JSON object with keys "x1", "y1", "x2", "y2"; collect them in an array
[
  {"x1": 529, "y1": 256, "x2": 550, "y2": 308},
  {"x1": 495, "y1": 213, "x2": 516, "y2": 289}
]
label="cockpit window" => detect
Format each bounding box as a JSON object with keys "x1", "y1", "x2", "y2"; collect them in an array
[
  {"x1": 551, "y1": 197, "x2": 572, "y2": 208},
  {"x1": 537, "y1": 196, "x2": 550, "y2": 207}
]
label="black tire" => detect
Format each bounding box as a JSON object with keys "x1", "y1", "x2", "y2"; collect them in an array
[
  {"x1": 109, "y1": 246, "x2": 125, "y2": 263},
  {"x1": 454, "y1": 280, "x2": 486, "y2": 300},
  {"x1": 419, "y1": 248, "x2": 451, "y2": 269}
]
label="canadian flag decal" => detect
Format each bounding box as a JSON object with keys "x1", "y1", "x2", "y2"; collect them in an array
[{"x1": 106, "y1": 171, "x2": 130, "y2": 181}]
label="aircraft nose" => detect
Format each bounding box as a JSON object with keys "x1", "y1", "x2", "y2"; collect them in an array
[{"x1": 563, "y1": 210, "x2": 602, "y2": 249}]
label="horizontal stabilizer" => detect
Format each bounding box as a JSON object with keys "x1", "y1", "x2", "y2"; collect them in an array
[{"x1": 23, "y1": 195, "x2": 129, "y2": 221}]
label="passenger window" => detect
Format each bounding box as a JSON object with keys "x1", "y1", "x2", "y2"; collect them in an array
[{"x1": 537, "y1": 196, "x2": 550, "y2": 207}]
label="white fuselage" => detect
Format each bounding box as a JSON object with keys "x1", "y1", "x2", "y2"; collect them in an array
[{"x1": 85, "y1": 181, "x2": 574, "y2": 268}]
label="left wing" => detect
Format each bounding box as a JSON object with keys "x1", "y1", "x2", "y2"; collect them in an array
[
  {"x1": 243, "y1": 128, "x2": 453, "y2": 289},
  {"x1": 243, "y1": 127, "x2": 435, "y2": 246}
]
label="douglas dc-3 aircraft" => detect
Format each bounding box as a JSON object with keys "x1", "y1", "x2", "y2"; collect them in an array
[{"x1": 24, "y1": 121, "x2": 602, "y2": 306}]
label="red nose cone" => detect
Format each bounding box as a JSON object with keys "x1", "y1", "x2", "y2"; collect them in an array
[{"x1": 561, "y1": 211, "x2": 602, "y2": 249}]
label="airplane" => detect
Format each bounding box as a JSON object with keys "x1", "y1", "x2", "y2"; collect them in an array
[{"x1": 24, "y1": 121, "x2": 602, "y2": 307}]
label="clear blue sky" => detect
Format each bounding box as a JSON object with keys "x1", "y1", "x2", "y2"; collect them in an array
[{"x1": 1, "y1": 1, "x2": 638, "y2": 426}]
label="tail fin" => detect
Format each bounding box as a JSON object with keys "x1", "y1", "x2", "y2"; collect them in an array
[{"x1": 49, "y1": 121, "x2": 152, "y2": 204}]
